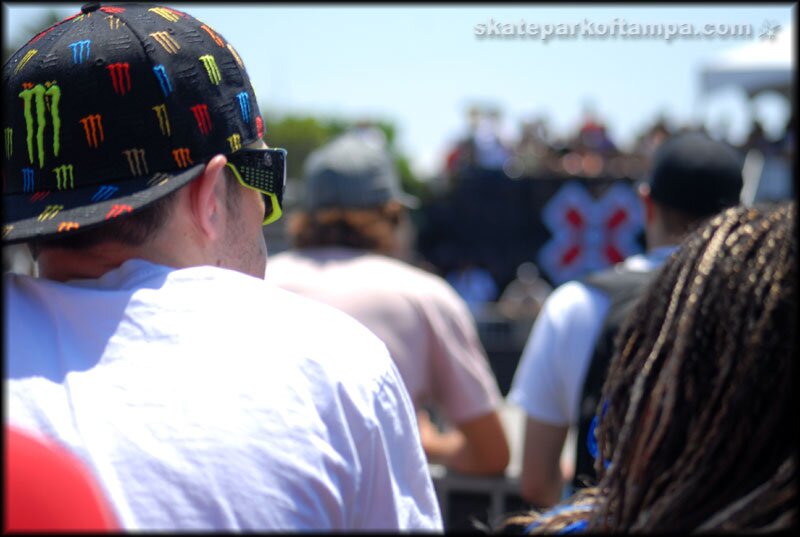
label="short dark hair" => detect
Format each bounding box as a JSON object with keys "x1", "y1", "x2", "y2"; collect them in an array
[
  {"x1": 655, "y1": 200, "x2": 713, "y2": 237},
  {"x1": 28, "y1": 167, "x2": 241, "y2": 257},
  {"x1": 28, "y1": 189, "x2": 180, "y2": 257}
]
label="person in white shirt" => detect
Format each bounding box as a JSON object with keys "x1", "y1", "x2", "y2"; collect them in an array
[
  {"x1": 3, "y1": 4, "x2": 441, "y2": 531},
  {"x1": 508, "y1": 132, "x2": 745, "y2": 507}
]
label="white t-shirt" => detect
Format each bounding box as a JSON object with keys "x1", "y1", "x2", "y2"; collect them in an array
[
  {"x1": 507, "y1": 247, "x2": 677, "y2": 426},
  {"x1": 266, "y1": 248, "x2": 503, "y2": 425},
  {"x1": 4, "y1": 259, "x2": 443, "y2": 531}
]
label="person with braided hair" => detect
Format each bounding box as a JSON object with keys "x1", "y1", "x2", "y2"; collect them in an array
[{"x1": 497, "y1": 201, "x2": 797, "y2": 532}]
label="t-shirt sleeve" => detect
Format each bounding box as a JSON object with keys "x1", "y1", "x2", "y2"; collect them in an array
[
  {"x1": 507, "y1": 282, "x2": 609, "y2": 426},
  {"x1": 423, "y1": 283, "x2": 503, "y2": 424}
]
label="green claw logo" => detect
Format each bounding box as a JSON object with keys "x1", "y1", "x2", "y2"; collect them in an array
[{"x1": 19, "y1": 82, "x2": 61, "y2": 169}]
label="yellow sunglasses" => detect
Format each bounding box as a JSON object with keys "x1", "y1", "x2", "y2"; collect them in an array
[{"x1": 225, "y1": 148, "x2": 287, "y2": 225}]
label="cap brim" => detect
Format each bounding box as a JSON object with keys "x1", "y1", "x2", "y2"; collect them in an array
[{"x1": 2, "y1": 164, "x2": 205, "y2": 244}]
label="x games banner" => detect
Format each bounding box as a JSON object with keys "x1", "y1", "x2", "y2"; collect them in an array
[{"x1": 417, "y1": 171, "x2": 645, "y2": 289}]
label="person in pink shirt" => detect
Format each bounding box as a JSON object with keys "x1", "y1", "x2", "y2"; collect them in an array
[{"x1": 268, "y1": 130, "x2": 510, "y2": 476}]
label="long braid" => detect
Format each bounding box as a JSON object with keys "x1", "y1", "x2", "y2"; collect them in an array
[
  {"x1": 495, "y1": 202, "x2": 797, "y2": 533},
  {"x1": 596, "y1": 202, "x2": 796, "y2": 531}
]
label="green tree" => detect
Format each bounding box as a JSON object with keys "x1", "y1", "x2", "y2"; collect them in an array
[{"x1": 263, "y1": 115, "x2": 333, "y2": 181}]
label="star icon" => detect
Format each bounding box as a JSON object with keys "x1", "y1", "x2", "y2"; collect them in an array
[{"x1": 760, "y1": 20, "x2": 781, "y2": 41}]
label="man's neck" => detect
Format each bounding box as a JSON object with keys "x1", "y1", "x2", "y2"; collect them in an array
[
  {"x1": 37, "y1": 245, "x2": 142, "y2": 282},
  {"x1": 645, "y1": 225, "x2": 685, "y2": 251}
]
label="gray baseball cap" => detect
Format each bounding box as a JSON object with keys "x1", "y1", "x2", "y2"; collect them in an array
[{"x1": 303, "y1": 131, "x2": 419, "y2": 210}]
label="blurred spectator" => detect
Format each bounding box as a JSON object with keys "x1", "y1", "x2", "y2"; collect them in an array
[
  {"x1": 268, "y1": 131, "x2": 511, "y2": 476},
  {"x1": 445, "y1": 137, "x2": 477, "y2": 178},
  {"x1": 742, "y1": 119, "x2": 779, "y2": 155},
  {"x1": 496, "y1": 262, "x2": 553, "y2": 321},
  {"x1": 445, "y1": 106, "x2": 515, "y2": 179},
  {"x1": 445, "y1": 259, "x2": 499, "y2": 316},
  {"x1": 507, "y1": 132, "x2": 744, "y2": 507},
  {"x1": 497, "y1": 202, "x2": 796, "y2": 533},
  {"x1": 515, "y1": 118, "x2": 553, "y2": 177},
  {"x1": 634, "y1": 115, "x2": 672, "y2": 160},
  {"x1": 577, "y1": 110, "x2": 617, "y2": 158},
  {"x1": 473, "y1": 108, "x2": 514, "y2": 171}
]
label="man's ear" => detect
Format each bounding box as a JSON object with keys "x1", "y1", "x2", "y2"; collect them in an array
[
  {"x1": 638, "y1": 183, "x2": 656, "y2": 225},
  {"x1": 188, "y1": 155, "x2": 228, "y2": 241}
]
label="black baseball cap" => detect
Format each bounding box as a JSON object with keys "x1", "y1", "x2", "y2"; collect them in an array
[
  {"x1": 647, "y1": 132, "x2": 744, "y2": 217},
  {"x1": 2, "y1": 3, "x2": 264, "y2": 244}
]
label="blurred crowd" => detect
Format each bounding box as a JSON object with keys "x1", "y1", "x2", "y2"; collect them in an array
[{"x1": 444, "y1": 105, "x2": 795, "y2": 184}]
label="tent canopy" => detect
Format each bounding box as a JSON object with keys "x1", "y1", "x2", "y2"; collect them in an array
[{"x1": 701, "y1": 21, "x2": 794, "y2": 97}]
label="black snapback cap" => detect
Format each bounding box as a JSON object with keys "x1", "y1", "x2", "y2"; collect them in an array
[
  {"x1": 647, "y1": 132, "x2": 744, "y2": 217},
  {"x1": 2, "y1": 3, "x2": 264, "y2": 244}
]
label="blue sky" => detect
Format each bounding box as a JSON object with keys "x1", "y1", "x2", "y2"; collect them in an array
[{"x1": 3, "y1": 3, "x2": 795, "y2": 178}]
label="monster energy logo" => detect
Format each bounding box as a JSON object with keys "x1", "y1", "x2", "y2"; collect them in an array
[
  {"x1": 227, "y1": 134, "x2": 242, "y2": 152},
  {"x1": 4, "y1": 128, "x2": 11, "y2": 158},
  {"x1": 200, "y1": 25, "x2": 225, "y2": 47},
  {"x1": 15, "y1": 49, "x2": 37, "y2": 74},
  {"x1": 107, "y1": 63, "x2": 131, "y2": 95},
  {"x1": 68, "y1": 40, "x2": 91, "y2": 64},
  {"x1": 22, "y1": 168, "x2": 34, "y2": 192},
  {"x1": 106, "y1": 204, "x2": 133, "y2": 219},
  {"x1": 152, "y1": 65, "x2": 173, "y2": 96},
  {"x1": 227, "y1": 44, "x2": 243, "y2": 67},
  {"x1": 92, "y1": 185, "x2": 119, "y2": 202},
  {"x1": 123, "y1": 148, "x2": 148, "y2": 176},
  {"x1": 79, "y1": 114, "x2": 104, "y2": 148},
  {"x1": 53, "y1": 164, "x2": 74, "y2": 190},
  {"x1": 152, "y1": 104, "x2": 171, "y2": 136},
  {"x1": 190, "y1": 105, "x2": 212, "y2": 136},
  {"x1": 106, "y1": 15, "x2": 122, "y2": 29},
  {"x1": 19, "y1": 82, "x2": 61, "y2": 169},
  {"x1": 149, "y1": 31, "x2": 180, "y2": 54},
  {"x1": 38, "y1": 204, "x2": 64, "y2": 221},
  {"x1": 58, "y1": 222, "x2": 80, "y2": 232},
  {"x1": 256, "y1": 116, "x2": 264, "y2": 138},
  {"x1": 149, "y1": 7, "x2": 180, "y2": 22},
  {"x1": 236, "y1": 92, "x2": 251, "y2": 123},
  {"x1": 147, "y1": 173, "x2": 170, "y2": 187},
  {"x1": 199, "y1": 55, "x2": 221, "y2": 85},
  {"x1": 172, "y1": 148, "x2": 193, "y2": 168}
]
